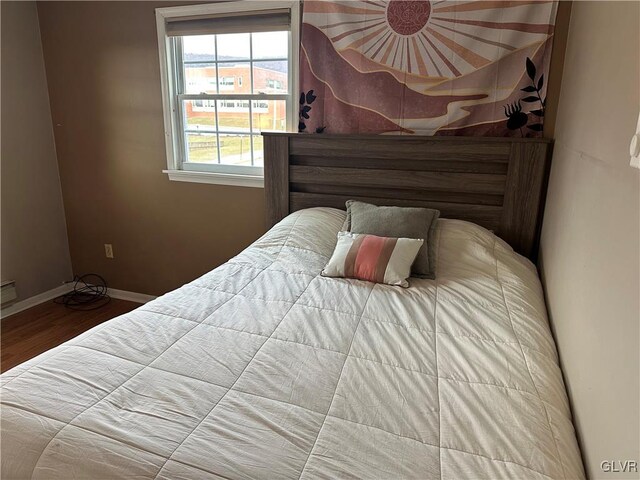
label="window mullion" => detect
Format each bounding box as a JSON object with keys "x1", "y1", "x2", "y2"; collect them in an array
[
  {"x1": 174, "y1": 37, "x2": 188, "y2": 168},
  {"x1": 179, "y1": 93, "x2": 288, "y2": 101},
  {"x1": 249, "y1": 33, "x2": 254, "y2": 166},
  {"x1": 193, "y1": 57, "x2": 287, "y2": 64},
  {"x1": 214, "y1": 35, "x2": 222, "y2": 165}
]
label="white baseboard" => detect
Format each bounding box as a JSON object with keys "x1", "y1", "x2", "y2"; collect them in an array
[
  {"x1": 107, "y1": 288, "x2": 156, "y2": 304},
  {"x1": 0, "y1": 284, "x2": 156, "y2": 319},
  {"x1": 0, "y1": 284, "x2": 72, "y2": 319}
]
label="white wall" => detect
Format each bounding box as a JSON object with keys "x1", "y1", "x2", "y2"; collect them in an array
[
  {"x1": 539, "y1": 2, "x2": 640, "y2": 479},
  {"x1": 1, "y1": 1, "x2": 72, "y2": 301}
]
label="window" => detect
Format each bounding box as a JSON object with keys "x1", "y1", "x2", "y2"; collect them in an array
[{"x1": 156, "y1": 1, "x2": 300, "y2": 188}]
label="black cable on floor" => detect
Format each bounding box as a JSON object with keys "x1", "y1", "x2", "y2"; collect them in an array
[{"x1": 54, "y1": 274, "x2": 111, "y2": 311}]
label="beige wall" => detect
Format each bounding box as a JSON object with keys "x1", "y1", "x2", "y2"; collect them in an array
[
  {"x1": 1, "y1": 1, "x2": 72, "y2": 301},
  {"x1": 36, "y1": 1, "x2": 265, "y2": 296},
  {"x1": 539, "y1": 2, "x2": 640, "y2": 478}
]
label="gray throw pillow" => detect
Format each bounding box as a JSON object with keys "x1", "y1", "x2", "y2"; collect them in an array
[{"x1": 344, "y1": 200, "x2": 440, "y2": 279}]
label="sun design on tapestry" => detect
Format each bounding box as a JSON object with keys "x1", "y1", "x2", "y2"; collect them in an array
[{"x1": 309, "y1": 0, "x2": 555, "y2": 79}]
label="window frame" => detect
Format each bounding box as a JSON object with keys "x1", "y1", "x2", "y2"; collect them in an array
[{"x1": 156, "y1": 1, "x2": 300, "y2": 188}]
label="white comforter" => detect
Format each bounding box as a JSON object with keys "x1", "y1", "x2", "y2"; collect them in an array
[{"x1": 1, "y1": 208, "x2": 584, "y2": 479}]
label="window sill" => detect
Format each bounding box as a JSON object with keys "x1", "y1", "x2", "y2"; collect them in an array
[{"x1": 163, "y1": 170, "x2": 264, "y2": 188}]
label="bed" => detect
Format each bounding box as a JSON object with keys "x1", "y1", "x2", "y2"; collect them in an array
[{"x1": 1, "y1": 134, "x2": 584, "y2": 479}]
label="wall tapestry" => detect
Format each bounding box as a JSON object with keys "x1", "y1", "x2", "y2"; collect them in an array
[{"x1": 299, "y1": 0, "x2": 559, "y2": 137}]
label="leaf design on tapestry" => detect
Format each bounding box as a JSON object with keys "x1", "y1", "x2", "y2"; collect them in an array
[
  {"x1": 503, "y1": 100, "x2": 528, "y2": 137},
  {"x1": 512, "y1": 57, "x2": 547, "y2": 136},
  {"x1": 299, "y1": 90, "x2": 319, "y2": 132},
  {"x1": 306, "y1": 90, "x2": 317, "y2": 104}
]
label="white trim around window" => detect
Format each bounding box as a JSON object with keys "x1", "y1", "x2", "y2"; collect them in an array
[
  {"x1": 162, "y1": 169, "x2": 264, "y2": 188},
  {"x1": 155, "y1": 1, "x2": 300, "y2": 188}
]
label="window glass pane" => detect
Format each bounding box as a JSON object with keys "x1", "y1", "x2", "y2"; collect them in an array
[
  {"x1": 183, "y1": 35, "x2": 216, "y2": 62},
  {"x1": 186, "y1": 133, "x2": 218, "y2": 163},
  {"x1": 217, "y1": 33, "x2": 250, "y2": 60},
  {"x1": 220, "y1": 134, "x2": 252, "y2": 166},
  {"x1": 252, "y1": 31, "x2": 288, "y2": 59},
  {"x1": 217, "y1": 99, "x2": 250, "y2": 132},
  {"x1": 172, "y1": 27, "x2": 290, "y2": 174},
  {"x1": 184, "y1": 64, "x2": 217, "y2": 94},
  {"x1": 251, "y1": 100, "x2": 287, "y2": 132},
  {"x1": 217, "y1": 62, "x2": 249, "y2": 94},
  {"x1": 253, "y1": 61, "x2": 288, "y2": 93},
  {"x1": 183, "y1": 100, "x2": 216, "y2": 132},
  {"x1": 252, "y1": 135, "x2": 264, "y2": 167}
]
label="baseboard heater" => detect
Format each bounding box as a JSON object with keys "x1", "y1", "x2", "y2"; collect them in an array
[{"x1": 1, "y1": 281, "x2": 17, "y2": 306}]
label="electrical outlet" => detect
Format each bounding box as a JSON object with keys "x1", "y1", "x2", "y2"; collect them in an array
[{"x1": 104, "y1": 244, "x2": 114, "y2": 259}]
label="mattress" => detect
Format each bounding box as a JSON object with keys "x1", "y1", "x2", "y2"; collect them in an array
[{"x1": 1, "y1": 208, "x2": 584, "y2": 479}]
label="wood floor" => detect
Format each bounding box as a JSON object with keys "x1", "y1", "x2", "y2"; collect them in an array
[{"x1": 1, "y1": 298, "x2": 140, "y2": 373}]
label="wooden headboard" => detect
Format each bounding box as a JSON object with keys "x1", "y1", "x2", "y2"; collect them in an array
[{"x1": 263, "y1": 132, "x2": 553, "y2": 260}]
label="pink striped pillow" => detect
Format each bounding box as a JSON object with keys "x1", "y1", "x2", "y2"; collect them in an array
[{"x1": 322, "y1": 232, "x2": 424, "y2": 287}]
